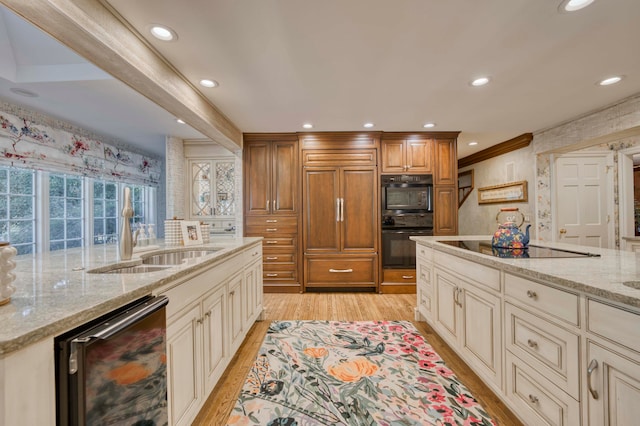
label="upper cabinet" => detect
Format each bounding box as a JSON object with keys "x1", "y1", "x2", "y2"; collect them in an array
[
  {"x1": 381, "y1": 135, "x2": 433, "y2": 174},
  {"x1": 434, "y1": 137, "x2": 458, "y2": 185},
  {"x1": 244, "y1": 136, "x2": 299, "y2": 216},
  {"x1": 189, "y1": 159, "x2": 236, "y2": 218}
]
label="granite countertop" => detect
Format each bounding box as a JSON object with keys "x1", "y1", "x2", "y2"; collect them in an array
[
  {"x1": 411, "y1": 235, "x2": 640, "y2": 310},
  {"x1": 0, "y1": 237, "x2": 262, "y2": 356}
]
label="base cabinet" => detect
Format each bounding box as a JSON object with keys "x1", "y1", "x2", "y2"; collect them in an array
[{"x1": 161, "y1": 243, "x2": 263, "y2": 426}]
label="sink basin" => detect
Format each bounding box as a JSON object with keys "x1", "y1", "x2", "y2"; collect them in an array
[
  {"x1": 141, "y1": 249, "x2": 220, "y2": 265},
  {"x1": 623, "y1": 281, "x2": 640, "y2": 290},
  {"x1": 90, "y1": 265, "x2": 171, "y2": 274}
]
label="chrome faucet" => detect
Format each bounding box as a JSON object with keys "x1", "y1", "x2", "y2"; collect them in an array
[{"x1": 119, "y1": 187, "x2": 139, "y2": 260}]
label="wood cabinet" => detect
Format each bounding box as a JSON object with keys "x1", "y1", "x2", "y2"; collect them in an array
[
  {"x1": 301, "y1": 133, "x2": 379, "y2": 291},
  {"x1": 434, "y1": 185, "x2": 457, "y2": 235},
  {"x1": 160, "y1": 243, "x2": 263, "y2": 426},
  {"x1": 381, "y1": 136, "x2": 433, "y2": 174},
  {"x1": 244, "y1": 134, "x2": 301, "y2": 293}
]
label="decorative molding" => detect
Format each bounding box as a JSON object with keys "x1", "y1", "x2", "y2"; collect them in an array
[
  {"x1": 458, "y1": 133, "x2": 533, "y2": 169},
  {"x1": 381, "y1": 131, "x2": 461, "y2": 140}
]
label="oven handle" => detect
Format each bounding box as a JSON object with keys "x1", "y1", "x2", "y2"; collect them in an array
[
  {"x1": 68, "y1": 295, "x2": 169, "y2": 374},
  {"x1": 382, "y1": 229, "x2": 433, "y2": 235}
]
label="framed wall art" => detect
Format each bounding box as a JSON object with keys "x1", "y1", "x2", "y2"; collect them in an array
[{"x1": 478, "y1": 180, "x2": 528, "y2": 204}]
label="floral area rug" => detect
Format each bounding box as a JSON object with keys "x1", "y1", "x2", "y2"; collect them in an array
[{"x1": 227, "y1": 320, "x2": 495, "y2": 426}]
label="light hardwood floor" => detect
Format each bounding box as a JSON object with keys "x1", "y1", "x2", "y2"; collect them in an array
[{"x1": 193, "y1": 293, "x2": 523, "y2": 426}]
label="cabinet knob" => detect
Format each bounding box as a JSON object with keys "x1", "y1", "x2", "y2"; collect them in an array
[
  {"x1": 196, "y1": 318, "x2": 203, "y2": 324},
  {"x1": 229, "y1": 290, "x2": 235, "y2": 296},
  {"x1": 526, "y1": 290, "x2": 537, "y2": 299},
  {"x1": 205, "y1": 311, "x2": 211, "y2": 318},
  {"x1": 527, "y1": 339, "x2": 538, "y2": 349},
  {"x1": 559, "y1": 228, "x2": 567, "y2": 234},
  {"x1": 528, "y1": 394, "x2": 539, "y2": 404}
]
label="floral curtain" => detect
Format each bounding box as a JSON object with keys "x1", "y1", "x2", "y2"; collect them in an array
[{"x1": 0, "y1": 103, "x2": 161, "y2": 186}]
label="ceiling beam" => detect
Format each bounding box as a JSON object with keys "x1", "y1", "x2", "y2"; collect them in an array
[
  {"x1": 458, "y1": 133, "x2": 533, "y2": 169},
  {"x1": 0, "y1": 0, "x2": 242, "y2": 151}
]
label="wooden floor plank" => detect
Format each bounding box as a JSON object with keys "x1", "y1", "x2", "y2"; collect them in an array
[{"x1": 192, "y1": 293, "x2": 523, "y2": 426}]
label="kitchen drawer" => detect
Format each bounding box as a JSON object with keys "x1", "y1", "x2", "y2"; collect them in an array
[
  {"x1": 587, "y1": 299, "x2": 640, "y2": 354},
  {"x1": 506, "y1": 352, "x2": 580, "y2": 426},
  {"x1": 505, "y1": 273, "x2": 579, "y2": 326},
  {"x1": 417, "y1": 261, "x2": 432, "y2": 290},
  {"x1": 263, "y1": 252, "x2": 296, "y2": 265},
  {"x1": 416, "y1": 243, "x2": 433, "y2": 262},
  {"x1": 244, "y1": 244, "x2": 262, "y2": 264},
  {"x1": 434, "y1": 251, "x2": 500, "y2": 292},
  {"x1": 505, "y1": 303, "x2": 580, "y2": 399},
  {"x1": 246, "y1": 216, "x2": 298, "y2": 227},
  {"x1": 305, "y1": 256, "x2": 376, "y2": 286},
  {"x1": 245, "y1": 224, "x2": 298, "y2": 234},
  {"x1": 256, "y1": 237, "x2": 297, "y2": 249},
  {"x1": 383, "y1": 268, "x2": 416, "y2": 283},
  {"x1": 263, "y1": 269, "x2": 297, "y2": 281}
]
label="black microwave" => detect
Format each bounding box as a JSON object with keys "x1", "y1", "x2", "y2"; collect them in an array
[{"x1": 381, "y1": 175, "x2": 433, "y2": 213}]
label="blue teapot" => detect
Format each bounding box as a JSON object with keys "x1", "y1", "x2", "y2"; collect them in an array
[{"x1": 491, "y1": 208, "x2": 531, "y2": 249}]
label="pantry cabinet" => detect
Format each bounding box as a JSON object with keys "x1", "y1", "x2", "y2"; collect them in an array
[{"x1": 244, "y1": 134, "x2": 301, "y2": 292}]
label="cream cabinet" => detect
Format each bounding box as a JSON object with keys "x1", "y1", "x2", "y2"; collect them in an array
[
  {"x1": 432, "y1": 260, "x2": 502, "y2": 391},
  {"x1": 188, "y1": 158, "x2": 236, "y2": 219},
  {"x1": 415, "y1": 244, "x2": 433, "y2": 321},
  {"x1": 160, "y1": 243, "x2": 263, "y2": 426}
]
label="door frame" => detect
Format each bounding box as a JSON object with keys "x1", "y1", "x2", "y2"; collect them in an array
[
  {"x1": 618, "y1": 146, "x2": 640, "y2": 249},
  {"x1": 551, "y1": 152, "x2": 615, "y2": 248}
]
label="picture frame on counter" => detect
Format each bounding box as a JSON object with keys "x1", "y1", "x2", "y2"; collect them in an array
[
  {"x1": 181, "y1": 221, "x2": 204, "y2": 246},
  {"x1": 478, "y1": 180, "x2": 528, "y2": 204}
]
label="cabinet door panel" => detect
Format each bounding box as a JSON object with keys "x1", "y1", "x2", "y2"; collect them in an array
[
  {"x1": 434, "y1": 139, "x2": 457, "y2": 185},
  {"x1": 228, "y1": 273, "x2": 245, "y2": 353},
  {"x1": 587, "y1": 342, "x2": 640, "y2": 426},
  {"x1": 381, "y1": 140, "x2": 405, "y2": 173},
  {"x1": 167, "y1": 304, "x2": 201, "y2": 426},
  {"x1": 342, "y1": 168, "x2": 377, "y2": 252},
  {"x1": 304, "y1": 169, "x2": 340, "y2": 252},
  {"x1": 406, "y1": 139, "x2": 433, "y2": 173},
  {"x1": 434, "y1": 269, "x2": 459, "y2": 343},
  {"x1": 434, "y1": 185, "x2": 458, "y2": 235},
  {"x1": 244, "y1": 142, "x2": 271, "y2": 215},
  {"x1": 202, "y1": 286, "x2": 226, "y2": 393},
  {"x1": 272, "y1": 141, "x2": 298, "y2": 213}
]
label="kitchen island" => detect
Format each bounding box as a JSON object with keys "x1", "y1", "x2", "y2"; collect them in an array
[
  {"x1": 412, "y1": 236, "x2": 640, "y2": 426},
  {"x1": 0, "y1": 237, "x2": 263, "y2": 426}
]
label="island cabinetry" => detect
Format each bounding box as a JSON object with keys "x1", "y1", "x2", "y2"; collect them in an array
[
  {"x1": 584, "y1": 299, "x2": 640, "y2": 425},
  {"x1": 301, "y1": 133, "x2": 379, "y2": 290},
  {"x1": 380, "y1": 135, "x2": 433, "y2": 174},
  {"x1": 160, "y1": 244, "x2": 263, "y2": 426},
  {"x1": 432, "y1": 254, "x2": 502, "y2": 391},
  {"x1": 244, "y1": 133, "x2": 301, "y2": 293},
  {"x1": 415, "y1": 244, "x2": 434, "y2": 321}
]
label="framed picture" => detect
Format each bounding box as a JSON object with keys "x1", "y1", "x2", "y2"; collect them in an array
[
  {"x1": 478, "y1": 180, "x2": 528, "y2": 204},
  {"x1": 181, "y1": 221, "x2": 204, "y2": 246}
]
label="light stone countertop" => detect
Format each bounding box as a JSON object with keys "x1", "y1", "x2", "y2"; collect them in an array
[
  {"x1": 411, "y1": 236, "x2": 640, "y2": 310},
  {"x1": 0, "y1": 237, "x2": 262, "y2": 356}
]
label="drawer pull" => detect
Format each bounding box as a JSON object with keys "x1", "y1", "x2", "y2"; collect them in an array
[
  {"x1": 266, "y1": 228, "x2": 278, "y2": 232},
  {"x1": 204, "y1": 311, "x2": 211, "y2": 318},
  {"x1": 402, "y1": 275, "x2": 414, "y2": 279},
  {"x1": 266, "y1": 273, "x2": 278, "y2": 277},
  {"x1": 329, "y1": 268, "x2": 353, "y2": 273},
  {"x1": 266, "y1": 256, "x2": 279, "y2": 260},
  {"x1": 266, "y1": 240, "x2": 278, "y2": 244},
  {"x1": 229, "y1": 290, "x2": 235, "y2": 296},
  {"x1": 527, "y1": 339, "x2": 538, "y2": 349},
  {"x1": 526, "y1": 290, "x2": 537, "y2": 299},
  {"x1": 587, "y1": 359, "x2": 599, "y2": 400},
  {"x1": 266, "y1": 219, "x2": 278, "y2": 223},
  {"x1": 528, "y1": 394, "x2": 539, "y2": 404},
  {"x1": 196, "y1": 318, "x2": 203, "y2": 324}
]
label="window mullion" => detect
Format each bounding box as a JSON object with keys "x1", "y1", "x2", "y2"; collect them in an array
[{"x1": 37, "y1": 171, "x2": 49, "y2": 253}]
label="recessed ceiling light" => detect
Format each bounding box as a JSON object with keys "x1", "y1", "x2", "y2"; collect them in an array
[
  {"x1": 363, "y1": 123, "x2": 375, "y2": 128},
  {"x1": 470, "y1": 77, "x2": 490, "y2": 87},
  {"x1": 176, "y1": 118, "x2": 185, "y2": 124},
  {"x1": 559, "y1": 0, "x2": 595, "y2": 12},
  {"x1": 598, "y1": 76, "x2": 623, "y2": 86},
  {"x1": 468, "y1": 141, "x2": 478, "y2": 146},
  {"x1": 199, "y1": 79, "x2": 218, "y2": 88},
  {"x1": 10, "y1": 87, "x2": 38, "y2": 98},
  {"x1": 423, "y1": 123, "x2": 436, "y2": 128},
  {"x1": 149, "y1": 25, "x2": 177, "y2": 41},
  {"x1": 302, "y1": 123, "x2": 313, "y2": 129}
]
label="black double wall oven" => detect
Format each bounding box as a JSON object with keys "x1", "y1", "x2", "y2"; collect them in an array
[{"x1": 381, "y1": 174, "x2": 433, "y2": 269}]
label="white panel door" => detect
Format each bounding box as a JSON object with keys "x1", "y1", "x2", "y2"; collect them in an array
[{"x1": 555, "y1": 154, "x2": 611, "y2": 248}]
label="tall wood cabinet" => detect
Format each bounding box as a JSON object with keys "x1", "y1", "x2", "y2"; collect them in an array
[
  {"x1": 243, "y1": 134, "x2": 301, "y2": 293},
  {"x1": 433, "y1": 135, "x2": 459, "y2": 235},
  {"x1": 301, "y1": 133, "x2": 380, "y2": 290}
]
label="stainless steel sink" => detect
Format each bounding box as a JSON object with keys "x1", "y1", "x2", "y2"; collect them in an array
[
  {"x1": 89, "y1": 265, "x2": 171, "y2": 274},
  {"x1": 141, "y1": 249, "x2": 220, "y2": 265}
]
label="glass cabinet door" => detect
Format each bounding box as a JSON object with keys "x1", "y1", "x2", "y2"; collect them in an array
[
  {"x1": 191, "y1": 161, "x2": 213, "y2": 217},
  {"x1": 190, "y1": 159, "x2": 235, "y2": 218}
]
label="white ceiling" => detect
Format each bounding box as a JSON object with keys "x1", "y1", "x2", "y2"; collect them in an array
[{"x1": 1, "y1": 0, "x2": 640, "y2": 160}]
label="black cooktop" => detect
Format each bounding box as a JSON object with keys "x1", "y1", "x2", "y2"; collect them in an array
[{"x1": 438, "y1": 240, "x2": 601, "y2": 259}]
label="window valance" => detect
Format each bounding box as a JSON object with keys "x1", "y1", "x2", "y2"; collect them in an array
[{"x1": 0, "y1": 104, "x2": 161, "y2": 186}]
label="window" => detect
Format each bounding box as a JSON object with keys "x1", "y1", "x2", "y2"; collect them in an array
[
  {"x1": 0, "y1": 167, "x2": 36, "y2": 255},
  {"x1": 130, "y1": 184, "x2": 147, "y2": 227},
  {"x1": 49, "y1": 173, "x2": 84, "y2": 251},
  {"x1": 93, "y1": 180, "x2": 119, "y2": 245}
]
